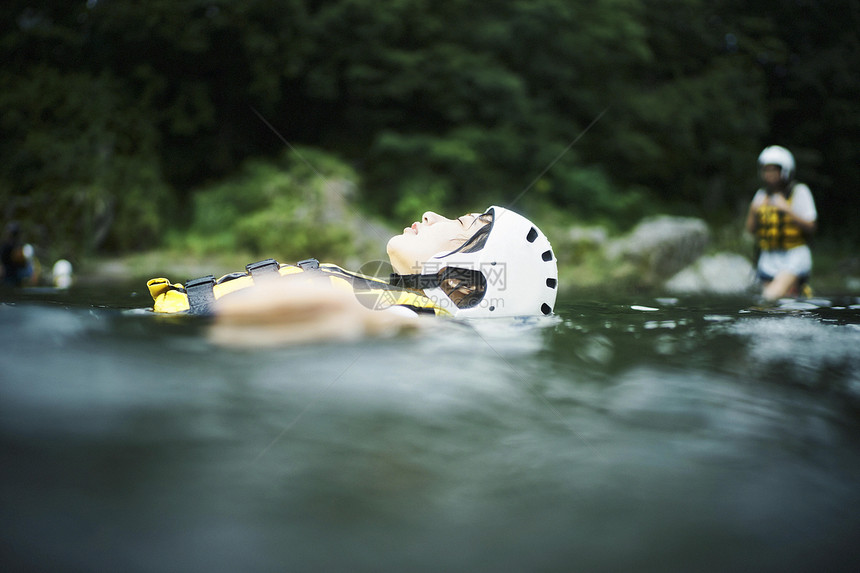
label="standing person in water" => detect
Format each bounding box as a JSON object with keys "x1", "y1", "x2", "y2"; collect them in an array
[
  {"x1": 745, "y1": 146, "x2": 817, "y2": 300},
  {"x1": 1, "y1": 222, "x2": 36, "y2": 287},
  {"x1": 149, "y1": 206, "x2": 558, "y2": 329}
]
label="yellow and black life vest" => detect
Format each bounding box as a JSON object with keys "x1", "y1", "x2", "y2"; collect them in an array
[
  {"x1": 755, "y1": 191, "x2": 806, "y2": 251},
  {"x1": 147, "y1": 258, "x2": 450, "y2": 316}
]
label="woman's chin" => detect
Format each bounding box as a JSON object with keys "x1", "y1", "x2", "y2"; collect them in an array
[
  {"x1": 386, "y1": 235, "x2": 399, "y2": 256},
  {"x1": 386, "y1": 238, "x2": 406, "y2": 274}
]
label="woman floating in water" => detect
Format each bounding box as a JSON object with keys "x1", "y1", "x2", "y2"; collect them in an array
[{"x1": 148, "y1": 206, "x2": 558, "y2": 344}]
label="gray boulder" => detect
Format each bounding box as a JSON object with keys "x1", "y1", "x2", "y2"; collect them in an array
[
  {"x1": 608, "y1": 216, "x2": 710, "y2": 286},
  {"x1": 665, "y1": 253, "x2": 756, "y2": 294}
]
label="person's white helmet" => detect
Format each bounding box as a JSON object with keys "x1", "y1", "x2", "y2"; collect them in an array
[
  {"x1": 52, "y1": 259, "x2": 74, "y2": 289},
  {"x1": 415, "y1": 206, "x2": 558, "y2": 317},
  {"x1": 758, "y1": 145, "x2": 795, "y2": 182}
]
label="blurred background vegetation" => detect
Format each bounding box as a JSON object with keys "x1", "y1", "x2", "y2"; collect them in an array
[{"x1": 2, "y1": 1, "x2": 858, "y2": 279}]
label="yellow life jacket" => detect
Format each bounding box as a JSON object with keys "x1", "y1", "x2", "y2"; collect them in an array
[
  {"x1": 147, "y1": 258, "x2": 451, "y2": 316},
  {"x1": 755, "y1": 190, "x2": 806, "y2": 251}
]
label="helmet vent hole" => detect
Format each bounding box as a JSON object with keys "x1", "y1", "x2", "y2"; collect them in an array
[
  {"x1": 489, "y1": 305, "x2": 496, "y2": 312},
  {"x1": 542, "y1": 249, "x2": 553, "y2": 262},
  {"x1": 546, "y1": 278, "x2": 557, "y2": 289},
  {"x1": 541, "y1": 303, "x2": 552, "y2": 315},
  {"x1": 526, "y1": 227, "x2": 538, "y2": 243}
]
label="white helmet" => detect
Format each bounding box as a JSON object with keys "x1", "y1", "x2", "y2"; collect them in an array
[
  {"x1": 392, "y1": 206, "x2": 558, "y2": 317},
  {"x1": 758, "y1": 145, "x2": 795, "y2": 182}
]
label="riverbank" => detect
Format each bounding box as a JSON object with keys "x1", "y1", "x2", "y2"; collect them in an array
[{"x1": 75, "y1": 231, "x2": 860, "y2": 301}]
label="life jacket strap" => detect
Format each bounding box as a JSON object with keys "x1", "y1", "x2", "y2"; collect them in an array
[
  {"x1": 185, "y1": 275, "x2": 216, "y2": 315},
  {"x1": 390, "y1": 267, "x2": 486, "y2": 290},
  {"x1": 246, "y1": 258, "x2": 281, "y2": 279},
  {"x1": 297, "y1": 258, "x2": 320, "y2": 271}
]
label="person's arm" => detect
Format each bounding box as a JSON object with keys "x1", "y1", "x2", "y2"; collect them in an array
[
  {"x1": 745, "y1": 194, "x2": 765, "y2": 234},
  {"x1": 208, "y1": 278, "x2": 421, "y2": 347}
]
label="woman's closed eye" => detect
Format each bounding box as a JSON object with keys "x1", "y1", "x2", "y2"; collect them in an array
[{"x1": 458, "y1": 214, "x2": 483, "y2": 229}]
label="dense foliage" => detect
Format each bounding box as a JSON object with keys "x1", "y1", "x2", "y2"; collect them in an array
[{"x1": 1, "y1": 0, "x2": 858, "y2": 260}]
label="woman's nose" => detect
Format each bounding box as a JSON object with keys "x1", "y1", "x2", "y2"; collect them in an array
[{"x1": 422, "y1": 211, "x2": 443, "y2": 225}]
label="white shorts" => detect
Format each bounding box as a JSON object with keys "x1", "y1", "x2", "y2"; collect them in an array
[{"x1": 757, "y1": 245, "x2": 812, "y2": 281}]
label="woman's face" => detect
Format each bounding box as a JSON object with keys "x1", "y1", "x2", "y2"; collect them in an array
[
  {"x1": 761, "y1": 164, "x2": 782, "y2": 187},
  {"x1": 387, "y1": 211, "x2": 487, "y2": 275}
]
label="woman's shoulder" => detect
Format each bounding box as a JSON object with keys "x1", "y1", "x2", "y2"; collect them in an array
[
  {"x1": 790, "y1": 182, "x2": 816, "y2": 206},
  {"x1": 792, "y1": 182, "x2": 813, "y2": 196}
]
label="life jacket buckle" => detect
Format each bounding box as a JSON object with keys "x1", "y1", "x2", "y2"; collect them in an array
[
  {"x1": 184, "y1": 275, "x2": 216, "y2": 315},
  {"x1": 246, "y1": 258, "x2": 281, "y2": 279},
  {"x1": 297, "y1": 258, "x2": 320, "y2": 271}
]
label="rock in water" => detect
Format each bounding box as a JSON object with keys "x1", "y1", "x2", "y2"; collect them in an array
[
  {"x1": 608, "y1": 216, "x2": 710, "y2": 286},
  {"x1": 665, "y1": 253, "x2": 756, "y2": 295}
]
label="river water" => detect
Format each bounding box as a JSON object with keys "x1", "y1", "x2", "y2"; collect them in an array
[{"x1": 2, "y1": 284, "x2": 860, "y2": 572}]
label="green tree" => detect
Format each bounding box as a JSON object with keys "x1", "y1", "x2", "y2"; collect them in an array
[{"x1": 2, "y1": 0, "x2": 857, "y2": 258}]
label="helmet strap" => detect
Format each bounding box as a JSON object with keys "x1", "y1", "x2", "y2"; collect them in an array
[{"x1": 389, "y1": 273, "x2": 443, "y2": 290}]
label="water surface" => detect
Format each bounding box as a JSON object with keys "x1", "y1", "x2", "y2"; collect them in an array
[{"x1": 2, "y1": 286, "x2": 859, "y2": 572}]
